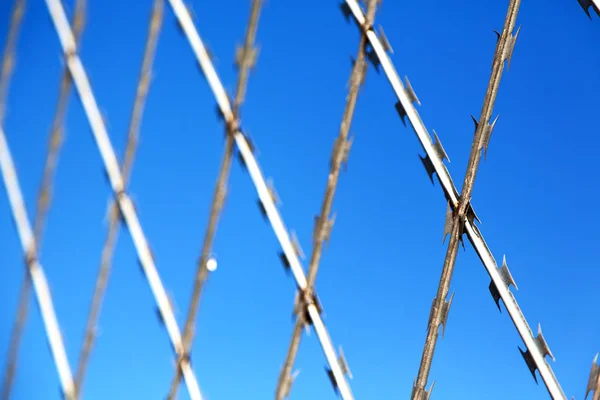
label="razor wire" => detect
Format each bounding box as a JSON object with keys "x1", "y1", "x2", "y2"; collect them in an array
[
  {"x1": 340, "y1": 0, "x2": 566, "y2": 398},
  {"x1": 2, "y1": 1, "x2": 86, "y2": 398},
  {"x1": 578, "y1": 0, "x2": 600, "y2": 18},
  {"x1": 166, "y1": 0, "x2": 355, "y2": 398},
  {"x1": 73, "y1": 0, "x2": 163, "y2": 397},
  {"x1": 0, "y1": 2, "x2": 596, "y2": 400},
  {"x1": 412, "y1": 0, "x2": 521, "y2": 397},
  {"x1": 274, "y1": 1, "x2": 377, "y2": 399},
  {"x1": 165, "y1": 1, "x2": 263, "y2": 399},
  {"x1": 0, "y1": 0, "x2": 78, "y2": 398},
  {"x1": 43, "y1": 0, "x2": 204, "y2": 399}
]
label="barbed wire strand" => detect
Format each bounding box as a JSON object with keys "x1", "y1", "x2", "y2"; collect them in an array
[
  {"x1": 1, "y1": 2, "x2": 86, "y2": 398},
  {"x1": 412, "y1": 0, "x2": 521, "y2": 396},
  {"x1": 0, "y1": 0, "x2": 24, "y2": 127},
  {"x1": 0, "y1": 3, "x2": 28, "y2": 397},
  {"x1": 167, "y1": 0, "x2": 355, "y2": 398},
  {"x1": 0, "y1": 1, "x2": 78, "y2": 397},
  {"x1": 73, "y1": 1, "x2": 163, "y2": 398},
  {"x1": 43, "y1": 0, "x2": 204, "y2": 398},
  {"x1": 274, "y1": 1, "x2": 378, "y2": 399},
  {"x1": 342, "y1": 1, "x2": 565, "y2": 398},
  {"x1": 165, "y1": 1, "x2": 263, "y2": 399}
]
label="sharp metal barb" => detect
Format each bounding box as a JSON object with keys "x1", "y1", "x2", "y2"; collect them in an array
[
  {"x1": 519, "y1": 324, "x2": 555, "y2": 383},
  {"x1": 274, "y1": 2, "x2": 377, "y2": 398},
  {"x1": 411, "y1": 379, "x2": 435, "y2": 400},
  {"x1": 73, "y1": 1, "x2": 162, "y2": 398},
  {"x1": 168, "y1": 1, "x2": 359, "y2": 398},
  {"x1": 586, "y1": 353, "x2": 600, "y2": 400},
  {"x1": 343, "y1": 1, "x2": 566, "y2": 398},
  {"x1": 165, "y1": 2, "x2": 264, "y2": 399},
  {"x1": 43, "y1": 0, "x2": 204, "y2": 399},
  {"x1": 578, "y1": 0, "x2": 600, "y2": 19}
]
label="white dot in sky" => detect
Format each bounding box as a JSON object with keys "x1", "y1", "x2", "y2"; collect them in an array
[{"x1": 206, "y1": 257, "x2": 217, "y2": 272}]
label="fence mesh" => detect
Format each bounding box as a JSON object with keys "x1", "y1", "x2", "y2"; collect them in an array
[{"x1": 0, "y1": 1, "x2": 598, "y2": 399}]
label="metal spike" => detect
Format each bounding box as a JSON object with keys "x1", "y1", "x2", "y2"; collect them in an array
[
  {"x1": 257, "y1": 198, "x2": 267, "y2": 219},
  {"x1": 378, "y1": 25, "x2": 393, "y2": 54},
  {"x1": 395, "y1": 77, "x2": 420, "y2": 126},
  {"x1": 366, "y1": 46, "x2": 381, "y2": 73},
  {"x1": 338, "y1": 346, "x2": 353, "y2": 379},
  {"x1": 519, "y1": 324, "x2": 555, "y2": 384},
  {"x1": 326, "y1": 367, "x2": 339, "y2": 394},
  {"x1": 443, "y1": 202, "x2": 453, "y2": 243},
  {"x1": 341, "y1": 135, "x2": 354, "y2": 171},
  {"x1": 489, "y1": 255, "x2": 518, "y2": 311},
  {"x1": 267, "y1": 178, "x2": 281, "y2": 206},
  {"x1": 156, "y1": 307, "x2": 165, "y2": 326},
  {"x1": 279, "y1": 251, "x2": 291, "y2": 273},
  {"x1": 519, "y1": 346, "x2": 538, "y2": 382},
  {"x1": 281, "y1": 369, "x2": 301, "y2": 399},
  {"x1": 235, "y1": 44, "x2": 258, "y2": 70},
  {"x1": 579, "y1": 0, "x2": 600, "y2": 18},
  {"x1": 340, "y1": 2, "x2": 352, "y2": 21},
  {"x1": 494, "y1": 30, "x2": 502, "y2": 44},
  {"x1": 504, "y1": 26, "x2": 521, "y2": 71},
  {"x1": 419, "y1": 154, "x2": 436, "y2": 184},
  {"x1": 440, "y1": 292, "x2": 455, "y2": 338},
  {"x1": 586, "y1": 353, "x2": 600, "y2": 400},
  {"x1": 466, "y1": 202, "x2": 481, "y2": 226},
  {"x1": 411, "y1": 379, "x2": 435, "y2": 400},
  {"x1": 324, "y1": 213, "x2": 336, "y2": 246},
  {"x1": 404, "y1": 76, "x2": 421, "y2": 106},
  {"x1": 290, "y1": 230, "x2": 305, "y2": 260},
  {"x1": 500, "y1": 255, "x2": 518, "y2": 290},
  {"x1": 535, "y1": 324, "x2": 555, "y2": 361},
  {"x1": 395, "y1": 101, "x2": 408, "y2": 126},
  {"x1": 432, "y1": 129, "x2": 449, "y2": 163}
]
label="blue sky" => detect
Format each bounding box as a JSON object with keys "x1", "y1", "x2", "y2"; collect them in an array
[{"x1": 0, "y1": 1, "x2": 599, "y2": 399}]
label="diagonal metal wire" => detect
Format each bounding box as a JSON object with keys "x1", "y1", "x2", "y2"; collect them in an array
[
  {"x1": 165, "y1": 1, "x2": 263, "y2": 399},
  {"x1": 0, "y1": 3, "x2": 77, "y2": 399},
  {"x1": 412, "y1": 1, "x2": 520, "y2": 396},
  {"x1": 274, "y1": 1, "x2": 377, "y2": 399},
  {"x1": 1, "y1": 2, "x2": 86, "y2": 398},
  {"x1": 167, "y1": 1, "x2": 355, "y2": 398},
  {"x1": 43, "y1": 0, "x2": 204, "y2": 399},
  {"x1": 341, "y1": 1, "x2": 566, "y2": 398},
  {"x1": 73, "y1": 1, "x2": 163, "y2": 397}
]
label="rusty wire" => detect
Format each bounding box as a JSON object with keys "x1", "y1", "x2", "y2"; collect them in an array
[
  {"x1": 0, "y1": 1, "x2": 27, "y2": 394},
  {"x1": 0, "y1": 0, "x2": 24, "y2": 127},
  {"x1": 274, "y1": 1, "x2": 377, "y2": 399},
  {"x1": 165, "y1": 1, "x2": 263, "y2": 399},
  {"x1": 73, "y1": 1, "x2": 163, "y2": 397},
  {"x1": 411, "y1": 0, "x2": 521, "y2": 398},
  {"x1": 2, "y1": 1, "x2": 85, "y2": 397},
  {"x1": 0, "y1": 2, "x2": 39, "y2": 399}
]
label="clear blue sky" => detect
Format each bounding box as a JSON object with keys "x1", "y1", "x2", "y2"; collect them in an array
[{"x1": 0, "y1": 1, "x2": 599, "y2": 399}]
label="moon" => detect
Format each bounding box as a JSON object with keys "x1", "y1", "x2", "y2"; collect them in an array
[{"x1": 206, "y1": 257, "x2": 217, "y2": 272}]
